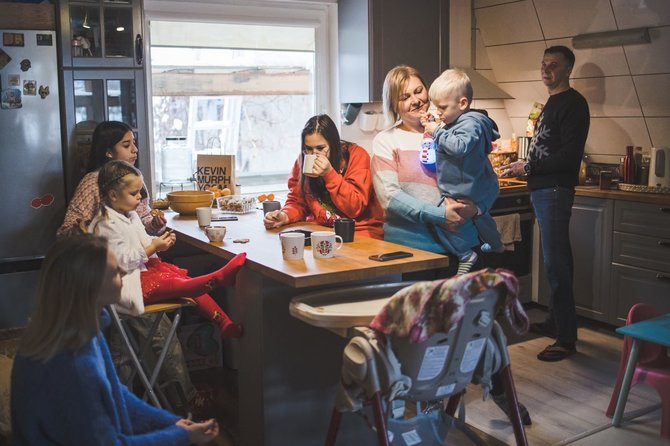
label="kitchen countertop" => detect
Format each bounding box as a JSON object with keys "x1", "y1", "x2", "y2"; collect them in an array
[{"x1": 575, "y1": 186, "x2": 670, "y2": 205}]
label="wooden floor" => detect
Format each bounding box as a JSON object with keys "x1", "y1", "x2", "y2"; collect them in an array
[
  {"x1": 197, "y1": 310, "x2": 667, "y2": 446},
  {"x1": 463, "y1": 316, "x2": 665, "y2": 446}
]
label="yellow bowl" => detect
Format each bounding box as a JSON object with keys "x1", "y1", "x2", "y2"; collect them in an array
[{"x1": 167, "y1": 190, "x2": 215, "y2": 215}]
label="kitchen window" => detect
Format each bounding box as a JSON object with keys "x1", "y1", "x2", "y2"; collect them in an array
[{"x1": 149, "y1": 19, "x2": 320, "y2": 194}]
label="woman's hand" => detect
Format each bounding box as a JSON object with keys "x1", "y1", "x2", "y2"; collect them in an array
[
  {"x1": 499, "y1": 160, "x2": 526, "y2": 178},
  {"x1": 311, "y1": 153, "x2": 333, "y2": 177},
  {"x1": 442, "y1": 197, "x2": 478, "y2": 229},
  {"x1": 263, "y1": 210, "x2": 289, "y2": 229},
  {"x1": 176, "y1": 418, "x2": 219, "y2": 445}
]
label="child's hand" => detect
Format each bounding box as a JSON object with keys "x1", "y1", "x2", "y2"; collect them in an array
[
  {"x1": 154, "y1": 231, "x2": 175, "y2": 252},
  {"x1": 419, "y1": 110, "x2": 435, "y2": 126}
]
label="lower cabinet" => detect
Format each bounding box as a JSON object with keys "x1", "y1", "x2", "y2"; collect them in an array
[
  {"x1": 610, "y1": 263, "x2": 670, "y2": 324},
  {"x1": 611, "y1": 200, "x2": 670, "y2": 324},
  {"x1": 538, "y1": 196, "x2": 613, "y2": 322}
]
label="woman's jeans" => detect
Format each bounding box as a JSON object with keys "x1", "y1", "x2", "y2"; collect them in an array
[{"x1": 531, "y1": 186, "x2": 577, "y2": 346}]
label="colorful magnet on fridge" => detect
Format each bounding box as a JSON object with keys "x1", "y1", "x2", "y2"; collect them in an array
[
  {"x1": 0, "y1": 49, "x2": 11, "y2": 70},
  {"x1": 38, "y1": 85, "x2": 49, "y2": 99},
  {"x1": 20, "y1": 59, "x2": 31, "y2": 72},
  {"x1": 1, "y1": 88, "x2": 22, "y2": 109},
  {"x1": 23, "y1": 80, "x2": 36, "y2": 96},
  {"x1": 31, "y1": 194, "x2": 55, "y2": 209}
]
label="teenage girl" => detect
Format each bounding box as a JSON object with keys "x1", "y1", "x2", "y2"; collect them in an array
[{"x1": 89, "y1": 160, "x2": 245, "y2": 338}]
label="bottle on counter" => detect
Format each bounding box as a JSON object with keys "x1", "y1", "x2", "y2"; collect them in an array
[
  {"x1": 622, "y1": 145, "x2": 636, "y2": 184},
  {"x1": 633, "y1": 146, "x2": 643, "y2": 184}
]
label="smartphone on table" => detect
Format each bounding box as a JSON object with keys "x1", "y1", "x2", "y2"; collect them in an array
[{"x1": 368, "y1": 251, "x2": 413, "y2": 262}]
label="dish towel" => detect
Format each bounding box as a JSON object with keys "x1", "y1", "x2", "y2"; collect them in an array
[{"x1": 493, "y1": 213, "x2": 522, "y2": 251}]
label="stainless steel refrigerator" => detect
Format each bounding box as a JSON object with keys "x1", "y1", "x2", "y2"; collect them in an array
[{"x1": 0, "y1": 29, "x2": 64, "y2": 328}]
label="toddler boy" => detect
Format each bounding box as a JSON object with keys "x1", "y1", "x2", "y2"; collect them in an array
[{"x1": 421, "y1": 68, "x2": 503, "y2": 274}]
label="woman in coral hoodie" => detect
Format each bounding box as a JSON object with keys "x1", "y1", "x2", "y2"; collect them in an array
[{"x1": 263, "y1": 114, "x2": 383, "y2": 240}]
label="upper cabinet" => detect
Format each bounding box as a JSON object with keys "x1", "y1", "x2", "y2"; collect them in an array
[
  {"x1": 338, "y1": 0, "x2": 449, "y2": 103},
  {"x1": 59, "y1": 0, "x2": 144, "y2": 68}
]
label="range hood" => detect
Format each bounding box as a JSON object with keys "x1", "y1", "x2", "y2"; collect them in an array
[{"x1": 450, "y1": 1, "x2": 513, "y2": 100}]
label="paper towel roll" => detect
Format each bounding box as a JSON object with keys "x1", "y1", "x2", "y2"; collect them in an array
[{"x1": 359, "y1": 111, "x2": 378, "y2": 132}]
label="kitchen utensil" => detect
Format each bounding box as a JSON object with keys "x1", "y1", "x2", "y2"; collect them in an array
[
  {"x1": 517, "y1": 137, "x2": 531, "y2": 159},
  {"x1": 649, "y1": 147, "x2": 670, "y2": 188}
]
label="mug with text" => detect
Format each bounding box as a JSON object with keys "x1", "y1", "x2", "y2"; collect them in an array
[
  {"x1": 311, "y1": 231, "x2": 343, "y2": 259},
  {"x1": 280, "y1": 232, "x2": 305, "y2": 260}
]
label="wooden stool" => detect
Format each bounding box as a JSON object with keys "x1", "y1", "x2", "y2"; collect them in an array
[{"x1": 108, "y1": 298, "x2": 197, "y2": 408}]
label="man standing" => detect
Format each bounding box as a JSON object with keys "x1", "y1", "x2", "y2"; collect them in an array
[{"x1": 501, "y1": 46, "x2": 590, "y2": 362}]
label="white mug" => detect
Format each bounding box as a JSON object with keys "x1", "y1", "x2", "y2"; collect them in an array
[
  {"x1": 196, "y1": 207, "x2": 212, "y2": 226},
  {"x1": 311, "y1": 231, "x2": 343, "y2": 259},
  {"x1": 205, "y1": 225, "x2": 226, "y2": 242},
  {"x1": 280, "y1": 232, "x2": 305, "y2": 260},
  {"x1": 302, "y1": 154, "x2": 318, "y2": 177}
]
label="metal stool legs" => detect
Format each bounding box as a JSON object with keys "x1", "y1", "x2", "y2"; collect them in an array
[{"x1": 108, "y1": 303, "x2": 187, "y2": 409}]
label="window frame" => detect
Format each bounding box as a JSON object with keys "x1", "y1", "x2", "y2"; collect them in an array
[{"x1": 143, "y1": 0, "x2": 338, "y2": 195}]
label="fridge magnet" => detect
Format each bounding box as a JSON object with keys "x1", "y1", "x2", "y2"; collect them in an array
[
  {"x1": 30, "y1": 194, "x2": 55, "y2": 209},
  {"x1": 0, "y1": 49, "x2": 10, "y2": 70},
  {"x1": 2, "y1": 33, "x2": 24, "y2": 47},
  {"x1": 20, "y1": 59, "x2": 31, "y2": 72},
  {"x1": 36, "y1": 34, "x2": 53, "y2": 46},
  {"x1": 23, "y1": 80, "x2": 36, "y2": 96},
  {"x1": 38, "y1": 85, "x2": 50, "y2": 99},
  {"x1": 1, "y1": 88, "x2": 22, "y2": 109},
  {"x1": 8, "y1": 75, "x2": 20, "y2": 86}
]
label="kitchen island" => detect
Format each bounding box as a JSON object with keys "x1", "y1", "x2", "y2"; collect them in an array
[{"x1": 166, "y1": 210, "x2": 449, "y2": 446}]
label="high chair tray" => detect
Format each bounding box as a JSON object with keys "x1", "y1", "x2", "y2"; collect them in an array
[{"x1": 289, "y1": 282, "x2": 414, "y2": 329}]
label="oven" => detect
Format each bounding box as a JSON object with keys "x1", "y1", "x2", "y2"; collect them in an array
[{"x1": 479, "y1": 183, "x2": 534, "y2": 301}]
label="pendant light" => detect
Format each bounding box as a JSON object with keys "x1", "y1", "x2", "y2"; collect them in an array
[{"x1": 82, "y1": 11, "x2": 91, "y2": 29}]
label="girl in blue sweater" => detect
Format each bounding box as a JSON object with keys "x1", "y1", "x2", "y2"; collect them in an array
[{"x1": 11, "y1": 234, "x2": 219, "y2": 445}]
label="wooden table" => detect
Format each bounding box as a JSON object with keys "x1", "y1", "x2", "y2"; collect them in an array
[{"x1": 166, "y1": 210, "x2": 449, "y2": 446}]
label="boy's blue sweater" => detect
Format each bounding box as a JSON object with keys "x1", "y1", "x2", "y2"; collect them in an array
[{"x1": 11, "y1": 310, "x2": 190, "y2": 446}]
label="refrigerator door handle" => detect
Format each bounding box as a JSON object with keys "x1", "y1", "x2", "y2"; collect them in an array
[{"x1": 135, "y1": 34, "x2": 143, "y2": 65}]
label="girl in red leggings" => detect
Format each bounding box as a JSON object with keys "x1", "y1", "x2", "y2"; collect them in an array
[{"x1": 90, "y1": 160, "x2": 245, "y2": 338}]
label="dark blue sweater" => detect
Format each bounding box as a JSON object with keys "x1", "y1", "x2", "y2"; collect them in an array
[{"x1": 10, "y1": 310, "x2": 190, "y2": 445}]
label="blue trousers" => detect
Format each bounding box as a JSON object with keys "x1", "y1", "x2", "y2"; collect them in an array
[{"x1": 531, "y1": 186, "x2": 578, "y2": 346}]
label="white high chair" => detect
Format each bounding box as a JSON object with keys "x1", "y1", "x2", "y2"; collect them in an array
[{"x1": 290, "y1": 273, "x2": 528, "y2": 446}]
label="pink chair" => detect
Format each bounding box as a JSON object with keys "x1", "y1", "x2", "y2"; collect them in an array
[{"x1": 605, "y1": 303, "x2": 670, "y2": 438}]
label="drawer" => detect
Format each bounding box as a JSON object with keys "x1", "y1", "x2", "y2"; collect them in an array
[
  {"x1": 613, "y1": 232, "x2": 670, "y2": 273},
  {"x1": 610, "y1": 263, "x2": 670, "y2": 325},
  {"x1": 614, "y1": 200, "x2": 670, "y2": 238}
]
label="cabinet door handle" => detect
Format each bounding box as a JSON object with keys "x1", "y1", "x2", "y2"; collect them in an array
[
  {"x1": 135, "y1": 34, "x2": 143, "y2": 65},
  {"x1": 661, "y1": 207, "x2": 670, "y2": 214},
  {"x1": 659, "y1": 240, "x2": 670, "y2": 248},
  {"x1": 657, "y1": 273, "x2": 670, "y2": 282}
]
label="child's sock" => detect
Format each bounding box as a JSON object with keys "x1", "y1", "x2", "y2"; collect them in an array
[
  {"x1": 481, "y1": 242, "x2": 505, "y2": 253},
  {"x1": 194, "y1": 294, "x2": 243, "y2": 339},
  {"x1": 210, "y1": 252, "x2": 247, "y2": 287},
  {"x1": 457, "y1": 251, "x2": 478, "y2": 275}
]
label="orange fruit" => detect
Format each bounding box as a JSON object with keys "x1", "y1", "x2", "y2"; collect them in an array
[
  {"x1": 257, "y1": 194, "x2": 267, "y2": 202},
  {"x1": 267, "y1": 193, "x2": 275, "y2": 201}
]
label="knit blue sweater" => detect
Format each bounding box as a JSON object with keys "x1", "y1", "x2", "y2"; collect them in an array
[{"x1": 10, "y1": 310, "x2": 190, "y2": 446}]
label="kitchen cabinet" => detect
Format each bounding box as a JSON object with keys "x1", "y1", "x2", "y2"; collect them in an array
[
  {"x1": 58, "y1": 0, "x2": 149, "y2": 199},
  {"x1": 610, "y1": 201, "x2": 670, "y2": 323},
  {"x1": 58, "y1": 0, "x2": 144, "y2": 68},
  {"x1": 538, "y1": 196, "x2": 613, "y2": 322},
  {"x1": 338, "y1": 0, "x2": 449, "y2": 103}
]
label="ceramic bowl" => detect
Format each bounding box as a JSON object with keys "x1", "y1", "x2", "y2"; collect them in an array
[{"x1": 167, "y1": 190, "x2": 214, "y2": 215}]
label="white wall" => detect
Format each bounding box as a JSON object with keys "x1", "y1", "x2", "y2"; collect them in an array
[{"x1": 474, "y1": 0, "x2": 670, "y2": 161}]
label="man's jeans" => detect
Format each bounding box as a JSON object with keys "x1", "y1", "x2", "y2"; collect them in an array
[{"x1": 531, "y1": 186, "x2": 578, "y2": 345}]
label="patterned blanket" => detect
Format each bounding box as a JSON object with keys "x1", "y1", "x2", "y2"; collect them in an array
[{"x1": 370, "y1": 268, "x2": 529, "y2": 343}]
